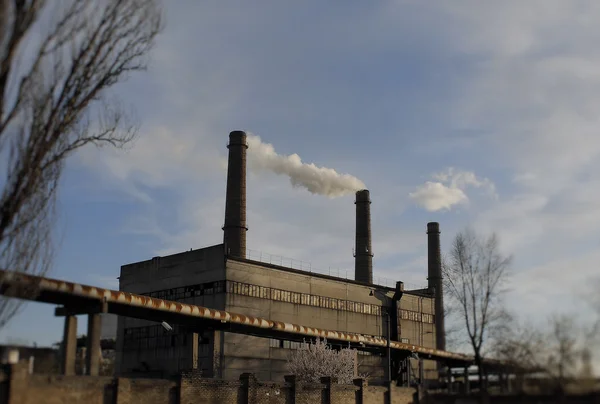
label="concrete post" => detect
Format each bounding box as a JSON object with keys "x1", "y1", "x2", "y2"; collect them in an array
[
  {"x1": 285, "y1": 375, "x2": 297, "y2": 404},
  {"x1": 61, "y1": 315, "x2": 77, "y2": 375},
  {"x1": 85, "y1": 313, "x2": 102, "y2": 376},
  {"x1": 320, "y1": 377, "x2": 336, "y2": 404},
  {"x1": 353, "y1": 378, "x2": 366, "y2": 404},
  {"x1": 239, "y1": 373, "x2": 257, "y2": 404}
]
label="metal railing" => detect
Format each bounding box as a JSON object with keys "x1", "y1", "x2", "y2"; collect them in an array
[{"x1": 232, "y1": 248, "x2": 427, "y2": 290}]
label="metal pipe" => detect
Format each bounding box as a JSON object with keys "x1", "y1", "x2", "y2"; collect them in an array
[
  {"x1": 386, "y1": 308, "x2": 391, "y2": 383},
  {"x1": 0, "y1": 269, "x2": 474, "y2": 362}
]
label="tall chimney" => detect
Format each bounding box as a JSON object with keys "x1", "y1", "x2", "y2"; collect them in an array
[
  {"x1": 223, "y1": 131, "x2": 248, "y2": 258},
  {"x1": 427, "y1": 222, "x2": 445, "y2": 351},
  {"x1": 355, "y1": 190, "x2": 373, "y2": 284}
]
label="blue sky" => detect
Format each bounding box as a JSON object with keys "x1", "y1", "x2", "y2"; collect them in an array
[{"x1": 2, "y1": 1, "x2": 599, "y2": 356}]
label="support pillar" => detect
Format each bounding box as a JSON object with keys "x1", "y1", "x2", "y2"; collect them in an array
[
  {"x1": 61, "y1": 315, "x2": 77, "y2": 375},
  {"x1": 464, "y1": 366, "x2": 470, "y2": 394},
  {"x1": 85, "y1": 313, "x2": 102, "y2": 376},
  {"x1": 446, "y1": 366, "x2": 452, "y2": 393},
  {"x1": 499, "y1": 372, "x2": 507, "y2": 393}
]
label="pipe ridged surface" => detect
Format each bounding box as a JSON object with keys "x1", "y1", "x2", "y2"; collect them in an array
[
  {"x1": 427, "y1": 222, "x2": 446, "y2": 351},
  {"x1": 0, "y1": 270, "x2": 472, "y2": 362},
  {"x1": 355, "y1": 189, "x2": 373, "y2": 284},
  {"x1": 223, "y1": 131, "x2": 248, "y2": 258}
]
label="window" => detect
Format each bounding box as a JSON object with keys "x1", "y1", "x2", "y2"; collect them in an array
[{"x1": 272, "y1": 289, "x2": 281, "y2": 301}]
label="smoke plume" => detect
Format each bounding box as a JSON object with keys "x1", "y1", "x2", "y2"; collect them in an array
[{"x1": 246, "y1": 134, "x2": 365, "y2": 198}]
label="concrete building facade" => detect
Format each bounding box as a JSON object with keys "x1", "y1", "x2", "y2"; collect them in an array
[
  {"x1": 114, "y1": 131, "x2": 445, "y2": 384},
  {"x1": 115, "y1": 245, "x2": 438, "y2": 382}
]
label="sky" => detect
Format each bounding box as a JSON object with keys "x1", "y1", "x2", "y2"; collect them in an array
[{"x1": 1, "y1": 0, "x2": 599, "y2": 359}]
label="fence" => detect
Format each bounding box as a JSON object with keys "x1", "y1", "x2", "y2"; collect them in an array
[
  {"x1": 240, "y1": 248, "x2": 427, "y2": 291},
  {"x1": 3, "y1": 360, "x2": 417, "y2": 404}
]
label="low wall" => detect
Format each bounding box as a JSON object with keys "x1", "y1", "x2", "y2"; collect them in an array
[{"x1": 1, "y1": 361, "x2": 417, "y2": 404}]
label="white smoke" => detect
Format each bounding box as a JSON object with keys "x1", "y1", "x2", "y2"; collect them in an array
[{"x1": 246, "y1": 134, "x2": 366, "y2": 198}]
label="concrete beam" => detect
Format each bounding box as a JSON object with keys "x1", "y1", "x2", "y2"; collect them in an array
[
  {"x1": 85, "y1": 313, "x2": 102, "y2": 376},
  {"x1": 61, "y1": 315, "x2": 77, "y2": 376}
]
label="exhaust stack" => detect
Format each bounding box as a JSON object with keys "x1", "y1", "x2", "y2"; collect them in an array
[
  {"x1": 355, "y1": 190, "x2": 373, "y2": 284},
  {"x1": 427, "y1": 222, "x2": 445, "y2": 351},
  {"x1": 223, "y1": 131, "x2": 248, "y2": 258}
]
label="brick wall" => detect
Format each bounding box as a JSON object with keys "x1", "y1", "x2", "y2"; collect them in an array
[{"x1": 1, "y1": 360, "x2": 418, "y2": 404}]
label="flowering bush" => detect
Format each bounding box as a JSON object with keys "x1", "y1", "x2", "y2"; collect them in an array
[{"x1": 286, "y1": 337, "x2": 368, "y2": 384}]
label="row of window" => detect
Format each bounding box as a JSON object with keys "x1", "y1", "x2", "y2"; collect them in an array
[
  {"x1": 229, "y1": 281, "x2": 384, "y2": 315},
  {"x1": 399, "y1": 309, "x2": 434, "y2": 324},
  {"x1": 142, "y1": 281, "x2": 226, "y2": 300},
  {"x1": 229, "y1": 280, "x2": 435, "y2": 324},
  {"x1": 138, "y1": 279, "x2": 434, "y2": 324}
]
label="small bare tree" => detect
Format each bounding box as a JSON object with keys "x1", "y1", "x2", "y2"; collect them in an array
[
  {"x1": 545, "y1": 314, "x2": 581, "y2": 392},
  {"x1": 287, "y1": 338, "x2": 368, "y2": 384},
  {"x1": 493, "y1": 314, "x2": 596, "y2": 394},
  {"x1": 443, "y1": 228, "x2": 512, "y2": 391},
  {"x1": 490, "y1": 318, "x2": 546, "y2": 392},
  {"x1": 0, "y1": 0, "x2": 163, "y2": 327}
]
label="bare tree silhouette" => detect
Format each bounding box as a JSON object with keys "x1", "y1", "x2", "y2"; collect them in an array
[{"x1": 0, "y1": 0, "x2": 163, "y2": 327}]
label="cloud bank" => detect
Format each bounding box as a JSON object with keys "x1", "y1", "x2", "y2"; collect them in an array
[{"x1": 409, "y1": 168, "x2": 496, "y2": 212}]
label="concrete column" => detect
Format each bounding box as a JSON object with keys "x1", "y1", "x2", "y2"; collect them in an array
[
  {"x1": 191, "y1": 332, "x2": 199, "y2": 370},
  {"x1": 85, "y1": 313, "x2": 102, "y2": 376},
  {"x1": 499, "y1": 372, "x2": 507, "y2": 393},
  {"x1": 211, "y1": 330, "x2": 224, "y2": 378},
  {"x1": 61, "y1": 315, "x2": 78, "y2": 375}
]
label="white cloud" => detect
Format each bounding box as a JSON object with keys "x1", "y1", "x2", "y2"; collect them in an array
[
  {"x1": 409, "y1": 182, "x2": 468, "y2": 212},
  {"x1": 409, "y1": 168, "x2": 496, "y2": 212}
]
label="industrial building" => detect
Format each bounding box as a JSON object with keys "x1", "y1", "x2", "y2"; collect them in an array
[{"x1": 114, "y1": 131, "x2": 446, "y2": 384}]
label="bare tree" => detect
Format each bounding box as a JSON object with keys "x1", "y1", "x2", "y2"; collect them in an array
[
  {"x1": 544, "y1": 314, "x2": 582, "y2": 392},
  {"x1": 0, "y1": 0, "x2": 163, "y2": 327},
  {"x1": 490, "y1": 318, "x2": 546, "y2": 392},
  {"x1": 443, "y1": 228, "x2": 512, "y2": 391},
  {"x1": 492, "y1": 313, "x2": 596, "y2": 394}
]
